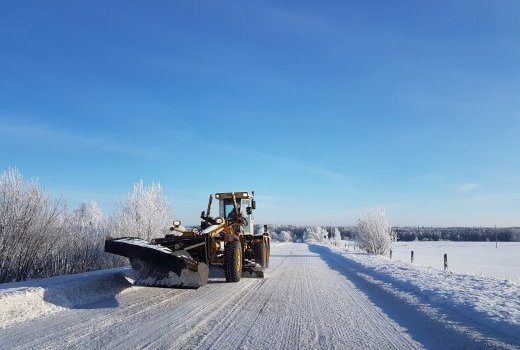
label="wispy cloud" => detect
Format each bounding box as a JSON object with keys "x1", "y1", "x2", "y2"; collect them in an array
[
  {"x1": 1, "y1": 121, "x2": 152, "y2": 158},
  {"x1": 458, "y1": 183, "x2": 481, "y2": 192},
  {"x1": 263, "y1": 153, "x2": 351, "y2": 184},
  {"x1": 213, "y1": 142, "x2": 350, "y2": 184}
]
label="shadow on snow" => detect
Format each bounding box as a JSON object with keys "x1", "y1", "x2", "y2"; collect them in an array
[{"x1": 42, "y1": 270, "x2": 132, "y2": 310}]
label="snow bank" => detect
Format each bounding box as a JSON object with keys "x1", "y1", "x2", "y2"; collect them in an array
[
  {"x1": 0, "y1": 267, "x2": 133, "y2": 328},
  {"x1": 317, "y1": 243, "x2": 520, "y2": 338}
]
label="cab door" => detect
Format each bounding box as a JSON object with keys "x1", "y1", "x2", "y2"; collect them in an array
[{"x1": 240, "y1": 198, "x2": 254, "y2": 235}]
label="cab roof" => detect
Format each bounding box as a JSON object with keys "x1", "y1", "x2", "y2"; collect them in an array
[{"x1": 214, "y1": 192, "x2": 252, "y2": 200}]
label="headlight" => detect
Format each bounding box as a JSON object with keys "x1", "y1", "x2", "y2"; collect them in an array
[
  {"x1": 191, "y1": 228, "x2": 200, "y2": 234},
  {"x1": 172, "y1": 220, "x2": 181, "y2": 227},
  {"x1": 215, "y1": 217, "x2": 224, "y2": 224}
]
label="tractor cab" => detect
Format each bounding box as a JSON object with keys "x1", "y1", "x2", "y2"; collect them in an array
[{"x1": 215, "y1": 192, "x2": 256, "y2": 235}]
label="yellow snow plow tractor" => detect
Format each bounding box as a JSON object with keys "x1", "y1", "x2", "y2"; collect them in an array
[{"x1": 105, "y1": 191, "x2": 270, "y2": 288}]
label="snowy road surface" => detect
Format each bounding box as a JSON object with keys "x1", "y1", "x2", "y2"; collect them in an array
[{"x1": 1, "y1": 243, "x2": 519, "y2": 349}]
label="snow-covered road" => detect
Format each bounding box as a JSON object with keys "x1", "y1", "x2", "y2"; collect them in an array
[{"x1": 1, "y1": 243, "x2": 518, "y2": 349}]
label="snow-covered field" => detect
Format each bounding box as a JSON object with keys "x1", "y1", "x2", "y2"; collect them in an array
[
  {"x1": 1, "y1": 243, "x2": 519, "y2": 349},
  {"x1": 391, "y1": 241, "x2": 520, "y2": 283}
]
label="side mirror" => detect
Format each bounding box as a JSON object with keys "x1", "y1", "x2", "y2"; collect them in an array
[
  {"x1": 251, "y1": 200, "x2": 256, "y2": 210},
  {"x1": 246, "y1": 207, "x2": 252, "y2": 215},
  {"x1": 201, "y1": 211, "x2": 206, "y2": 219}
]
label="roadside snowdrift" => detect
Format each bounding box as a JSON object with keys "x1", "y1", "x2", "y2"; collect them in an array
[
  {"x1": 315, "y1": 243, "x2": 520, "y2": 339},
  {"x1": 0, "y1": 267, "x2": 133, "y2": 328}
]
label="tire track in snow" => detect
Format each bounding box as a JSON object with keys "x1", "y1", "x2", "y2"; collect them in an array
[
  {"x1": 159, "y1": 279, "x2": 261, "y2": 350},
  {"x1": 169, "y1": 252, "x2": 292, "y2": 350},
  {"x1": 105, "y1": 277, "x2": 261, "y2": 350}
]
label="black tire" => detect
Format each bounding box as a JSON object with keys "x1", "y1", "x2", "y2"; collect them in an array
[
  {"x1": 224, "y1": 240, "x2": 242, "y2": 282},
  {"x1": 254, "y1": 241, "x2": 267, "y2": 268}
]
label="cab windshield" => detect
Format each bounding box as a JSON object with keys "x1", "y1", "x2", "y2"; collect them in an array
[{"x1": 223, "y1": 199, "x2": 241, "y2": 218}]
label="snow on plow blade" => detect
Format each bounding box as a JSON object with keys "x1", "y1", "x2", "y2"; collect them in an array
[{"x1": 105, "y1": 238, "x2": 208, "y2": 288}]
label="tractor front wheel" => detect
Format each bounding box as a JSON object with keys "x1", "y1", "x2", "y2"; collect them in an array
[{"x1": 224, "y1": 240, "x2": 242, "y2": 282}]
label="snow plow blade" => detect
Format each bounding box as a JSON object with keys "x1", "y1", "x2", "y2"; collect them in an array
[{"x1": 105, "y1": 237, "x2": 209, "y2": 288}]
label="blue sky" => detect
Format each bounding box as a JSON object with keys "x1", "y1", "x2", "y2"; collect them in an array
[{"x1": 1, "y1": 1, "x2": 519, "y2": 226}]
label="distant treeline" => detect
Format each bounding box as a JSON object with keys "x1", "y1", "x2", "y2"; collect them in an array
[
  {"x1": 263, "y1": 224, "x2": 520, "y2": 242},
  {"x1": 393, "y1": 226, "x2": 520, "y2": 242}
]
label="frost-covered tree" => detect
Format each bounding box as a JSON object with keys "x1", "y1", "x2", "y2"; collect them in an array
[
  {"x1": 303, "y1": 225, "x2": 327, "y2": 242},
  {"x1": 265, "y1": 224, "x2": 305, "y2": 241},
  {"x1": 107, "y1": 180, "x2": 173, "y2": 240},
  {"x1": 280, "y1": 230, "x2": 294, "y2": 242},
  {"x1": 0, "y1": 168, "x2": 66, "y2": 282},
  {"x1": 355, "y1": 206, "x2": 395, "y2": 255},
  {"x1": 73, "y1": 201, "x2": 103, "y2": 228},
  {"x1": 333, "y1": 227, "x2": 342, "y2": 245},
  {"x1": 50, "y1": 200, "x2": 112, "y2": 275}
]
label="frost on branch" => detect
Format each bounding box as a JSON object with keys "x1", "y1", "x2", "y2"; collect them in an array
[
  {"x1": 333, "y1": 227, "x2": 342, "y2": 245},
  {"x1": 303, "y1": 225, "x2": 328, "y2": 243},
  {"x1": 107, "y1": 180, "x2": 173, "y2": 241},
  {"x1": 0, "y1": 168, "x2": 66, "y2": 282},
  {"x1": 57, "y1": 200, "x2": 111, "y2": 275},
  {"x1": 355, "y1": 206, "x2": 396, "y2": 255},
  {"x1": 73, "y1": 201, "x2": 103, "y2": 228},
  {"x1": 280, "y1": 230, "x2": 294, "y2": 242}
]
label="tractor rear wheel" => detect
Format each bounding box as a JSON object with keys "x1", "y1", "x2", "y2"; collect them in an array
[
  {"x1": 254, "y1": 241, "x2": 267, "y2": 268},
  {"x1": 224, "y1": 240, "x2": 242, "y2": 282},
  {"x1": 265, "y1": 241, "x2": 270, "y2": 268}
]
